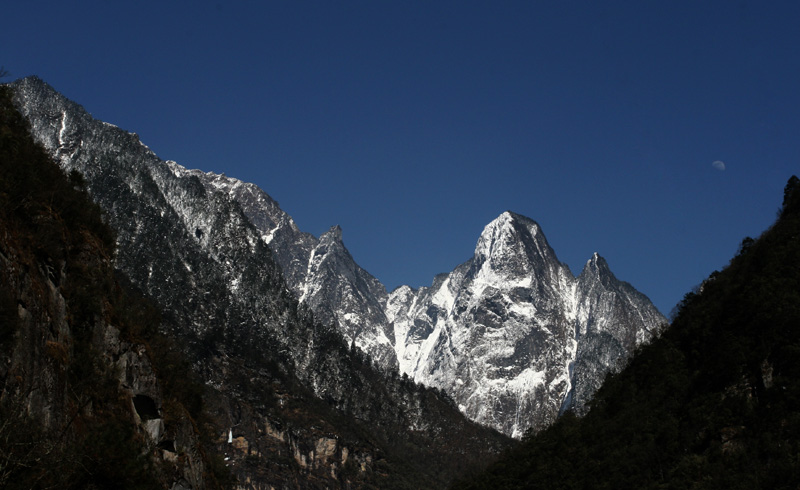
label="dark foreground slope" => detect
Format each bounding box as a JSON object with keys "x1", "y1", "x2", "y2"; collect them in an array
[
  {"x1": 0, "y1": 85, "x2": 222, "y2": 488},
  {"x1": 455, "y1": 176, "x2": 800, "y2": 489}
]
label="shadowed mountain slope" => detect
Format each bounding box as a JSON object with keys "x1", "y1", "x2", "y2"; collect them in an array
[{"x1": 0, "y1": 84, "x2": 220, "y2": 489}]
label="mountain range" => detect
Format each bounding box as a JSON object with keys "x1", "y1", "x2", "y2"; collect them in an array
[
  {"x1": 10, "y1": 76, "x2": 665, "y2": 439},
  {"x1": 2, "y1": 76, "x2": 670, "y2": 487}
]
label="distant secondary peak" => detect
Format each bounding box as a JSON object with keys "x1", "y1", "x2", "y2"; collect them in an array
[
  {"x1": 22, "y1": 74, "x2": 44, "y2": 83},
  {"x1": 14, "y1": 77, "x2": 66, "y2": 105},
  {"x1": 581, "y1": 252, "x2": 613, "y2": 278},
  {"x1": 321, "y1": 225, "x2": 343, "y2": 242}
]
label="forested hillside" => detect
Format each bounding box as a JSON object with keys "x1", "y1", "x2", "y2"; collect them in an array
[
  {"x1": 0, "y1": 84, "x2": 222, "y2": 488},
  {"x1": 455, "y1": 176, "x2": 800, "y2": 489}
]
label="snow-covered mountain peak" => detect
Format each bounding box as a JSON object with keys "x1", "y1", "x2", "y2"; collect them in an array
[
  {"x1": 197, "y1": 169, "x2": 244, "y2": 191},
  {"x1": 476, "y1": 212, "x2": 533, "y2": 257},
  {"x1": 472, "y1": 211, "x2": 564, "y2": 289},
  {"x1": 165, "y1": 160, "x2": 187, "y2": 177}
]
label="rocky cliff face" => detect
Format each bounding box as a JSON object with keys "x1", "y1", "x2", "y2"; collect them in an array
[
  {"x1": 0, "y1": 235, "x2": 211, "y2": 488},
  {"x1": 9, "y1": 76, "x2": 510, "y2": 488}
]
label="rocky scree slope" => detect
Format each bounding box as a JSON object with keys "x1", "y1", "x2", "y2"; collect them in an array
[{"x1": 9, "y1": 76, "x2": 511, "y2": 489}]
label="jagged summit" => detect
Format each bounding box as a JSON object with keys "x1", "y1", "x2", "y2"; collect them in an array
[
  {"x1": 580, "y1": 252, "x2": 612, "y2": 277},
  {"x1": 457, "y1": 178, "x2": 800, "y2": 489},
  {"x1": 320, "y1": 224, "x2": 343, "y2": 242}
]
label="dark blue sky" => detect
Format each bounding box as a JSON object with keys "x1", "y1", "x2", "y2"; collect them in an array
[{"x1": 4, "y1": 1, "x2": 799, "y2": 314}]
